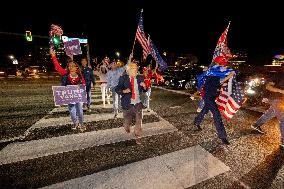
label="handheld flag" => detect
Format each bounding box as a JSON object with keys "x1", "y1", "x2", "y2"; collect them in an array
[
  {"x1": 148, "y1": 37, "x2": 168, "y2": 71},
  {"x1": 135, "y1": 10, "x2": 150, "y2": 61},
  {"x1": 211, "y1": 22, "x2": 232, "y2": 65}
]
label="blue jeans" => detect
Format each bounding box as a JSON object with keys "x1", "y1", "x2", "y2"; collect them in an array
[
  {"x1": 144, "y1": 88, "x2": 151, "y2": 109},
  {"x1": 254, "y1": 99, "x2": 284, "y2": 143},
  {"x1": 68, "y1": 103, "x2": 84, "y2": 125},
  {"x1": 198, "y1": 98, "x2": 205, "y2": 109},
  {"x1": 112, "y1": 88, "x2": 121, "y2": 114}
]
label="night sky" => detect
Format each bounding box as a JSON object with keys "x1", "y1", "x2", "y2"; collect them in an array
[{"x1": 1, "y1": 0, "x2": 284, "y2": 66}]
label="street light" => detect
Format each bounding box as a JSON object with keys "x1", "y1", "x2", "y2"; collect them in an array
[
  {"x1": 9, "y1": 55, "x2": 14, "y2": 59},
  {"x1": 116, "y1": 52, "x2": 120, "y2": 58}
]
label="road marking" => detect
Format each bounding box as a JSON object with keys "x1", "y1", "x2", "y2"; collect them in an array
[
  {"x1": 0, "y1": 119, "x2": 177, "y2": 165},
  {"x1": 41, "y1": 145, "x2": 230, "y2": 189}
]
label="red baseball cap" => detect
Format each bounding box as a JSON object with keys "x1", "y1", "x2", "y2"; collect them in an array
[{"x1": 214, "y1": 56, "x2": 228, "y2": 66}]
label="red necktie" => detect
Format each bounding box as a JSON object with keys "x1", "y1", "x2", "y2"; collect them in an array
[{"x1": 130, "y1": 77, "x2": 135, "y2": 99}]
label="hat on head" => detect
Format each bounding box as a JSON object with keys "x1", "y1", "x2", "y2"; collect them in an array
[{"x1": 213, "y1": 56, "x2": 228, "y2": 66}]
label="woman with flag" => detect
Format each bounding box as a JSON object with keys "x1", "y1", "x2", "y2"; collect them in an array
[{"x1": 193, "y1": 56, "x2": 235, "y2": 145}]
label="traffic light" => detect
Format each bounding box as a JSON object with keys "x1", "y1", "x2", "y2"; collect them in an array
[
  {"x1": 52, "y1": 35, "x2": 61, "y2": 47},
  {"x1": 25, "y1": 31, "x2": 32, "y2": 41}
]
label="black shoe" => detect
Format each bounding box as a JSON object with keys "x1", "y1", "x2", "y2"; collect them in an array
[
  {"x1": 221, "y1": 138, "x2": 230, "y2": 145},
  {"x1": 251, "y1": 124, "x2": 264, "y2": 134},
  {"x1": 193, "y1": 123, "x2": 202, "y2": 131}
]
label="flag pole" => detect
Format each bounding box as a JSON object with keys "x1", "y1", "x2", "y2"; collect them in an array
[{"x1": 131, "y1": 9, "x2": 143, "y2": 55}]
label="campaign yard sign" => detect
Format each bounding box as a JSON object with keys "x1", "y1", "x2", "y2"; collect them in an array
[
  {"x1": 63, "y1": 39, "x2": 82, "y2": 56},
  {"x1": 52, "y1": 85, "x2": 87, "y2": 106}
]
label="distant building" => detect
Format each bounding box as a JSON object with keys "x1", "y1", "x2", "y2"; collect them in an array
[
  {"x1": 271, "y1": 59, "x2": 284, "y2": 66},
  {"x1": 229, "y1": 50, "x2": 248, "y2": 69}
]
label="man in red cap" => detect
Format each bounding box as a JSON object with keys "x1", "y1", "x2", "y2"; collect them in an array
[{"x1": 194, "y1": 56, "x2": 235, "y2": 145}]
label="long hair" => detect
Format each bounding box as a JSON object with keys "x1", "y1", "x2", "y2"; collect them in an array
[
  {"x1": 66, "y1": 58, "x2": 83, "y2": 77},
  {"x1": 100, "y1": 65, "x2": 108, "y2": 74}
]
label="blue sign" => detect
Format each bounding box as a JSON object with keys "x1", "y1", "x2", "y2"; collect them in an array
[{"x1": 62, "y1": 36, "x2": 88, "y2": 44}]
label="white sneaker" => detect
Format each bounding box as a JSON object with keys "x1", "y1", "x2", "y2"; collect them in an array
[
  {"x1": 251, "y1": 124, "x2": 265, "y2": 134},
  {"x1": 79, "y1": 124, "x2": 87, "y2": 132},
  {"x1": 71, "y1": 123, "x2": 79, "y2": 130}
]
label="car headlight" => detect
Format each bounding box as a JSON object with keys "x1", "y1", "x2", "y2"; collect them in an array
[{"x1": 33, "y1": 69, "x2": 37, "y2": 73}]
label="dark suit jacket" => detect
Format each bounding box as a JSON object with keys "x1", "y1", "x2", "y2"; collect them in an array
[{"x1": 115, "y1": 74, "x2": 146, "y2": 110}]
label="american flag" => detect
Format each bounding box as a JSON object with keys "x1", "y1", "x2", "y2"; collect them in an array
[
  {"x1": 216, "y1": 76, "x2": 244, "y2": 120},
  {"x1": 50, "y1": 24, "x2": 63, "y2": 49},
  {"x1": 51, "y1": 24, "x2": 63, "y2": 36},
  {"x1": 148, "y1": 37, "x2": 168, "y2": 71},
  {"x1": 211, "y1": 22, "x2": 232, "y2": 64},
  {"x1": 135, "y1": 11, "x2": 150, "y2": 61}
]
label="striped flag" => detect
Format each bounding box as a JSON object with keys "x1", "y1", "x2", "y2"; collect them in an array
[
  {"x1": 211, "y1": 22, "x2": 232, "y2": 65},
  {"x1": 135, "y1": 11, "x2": 150, "y2": 61},
  {"x1": 51, "y1": 24, "x2": 63, "y2": 36},
  {"x1": 50, "y1": 24, "x2": 63, "y2": 49},
  {"x1": 216, "y1": 76, "x2": 245, "y2": 120}
]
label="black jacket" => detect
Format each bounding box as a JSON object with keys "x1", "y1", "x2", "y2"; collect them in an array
[{"x1": 115, "y1": 74, "x2": 146, "y2": 110}]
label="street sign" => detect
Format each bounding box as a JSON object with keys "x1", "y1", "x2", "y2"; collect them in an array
[
  {"x1": 13, "y1": 59, "x2": 18, "y2": 65},
  {"x1": 62, "y1": 36, "x2": 88, "y2": 44}
]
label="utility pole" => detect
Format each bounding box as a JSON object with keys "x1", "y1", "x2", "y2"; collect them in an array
[
  {"x1": 83, "y1": 24, "x2": 92, "y2": 68},
  {"x1": 86, "y1": 43, "x2": 91, "y2": 68}
]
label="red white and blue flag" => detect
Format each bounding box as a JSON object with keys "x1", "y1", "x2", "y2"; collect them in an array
[
  {"x1": 135, "y1": 11, "x2": 150, "y2": 61},
  {"x1": 211, "y1": 22, "x2": 232, "y2": 65},
  {"x1": 216, "y1": 76, "x2": 245, "y2": 120}
]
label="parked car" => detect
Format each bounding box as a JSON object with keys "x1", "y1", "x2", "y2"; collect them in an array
[
  {"x1": 0, "y1": 67, "x2": 17, "y2": 77},
  {"x1": 25, "y1": 66, "x2": 47, "y2": 75},
  {"x1": 160, "y1": 70, "x2": 175, "y2": 86},
  {"x1": 168, "y1": 67, "x2": 203, "y2": 90}
]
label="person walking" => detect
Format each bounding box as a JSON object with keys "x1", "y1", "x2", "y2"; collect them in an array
[
  {"x1": 81, "y1": 57, "x2": 95, "y2": 111},
  {"x1": 251, "y1": 72, "x2": 284, "y2": 149},
  {"x1": 194, "y1": 56, "x2": 235, "y2": 145},
  {"x1": 50, "y1": 49, "x2": 86, "y2": 132},
  {"x1": 115, "y1": 59, "x2": 147, "y2": 144}
]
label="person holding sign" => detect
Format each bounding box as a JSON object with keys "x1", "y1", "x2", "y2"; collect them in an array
[{"x1": 50, "y1": 49, "x2": 87, "y2": 132}]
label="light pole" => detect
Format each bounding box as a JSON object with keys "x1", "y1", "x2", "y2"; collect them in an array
[
  {"x1": 115, "y1": 51, "x2": 120, "y2": 60},
  {"x1": 9, "y1": 55, "x2": 18, "y2": 71}
]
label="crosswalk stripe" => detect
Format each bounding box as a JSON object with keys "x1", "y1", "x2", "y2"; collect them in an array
[
  {"x1": 92, "y1": 98, "x2": 113, "y2": 102},
  {"x1": 31, "y1": 110, "x2": 157, "y2": 130},
  {"x1": 51, "y1": 104, "x2": 113, "y2": 113},
  {"x1": 41, "y1": 145, "x2": 230, "y2": 189},
  {"x1": 0, "y1": 119, "x2": 177, "y2": 165}
]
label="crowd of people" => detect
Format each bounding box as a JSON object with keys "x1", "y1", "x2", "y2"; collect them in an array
[
  {"x1": 50, "y1": 50, "x2": 161, "y2": 144},
  {"x1": 50, "y1": 50, "x2": 284, "y2": 148}
]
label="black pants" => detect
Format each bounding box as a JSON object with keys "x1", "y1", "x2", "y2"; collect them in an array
[{"x1": 194, "y1": 96, "x2": 227, "y2": 139}]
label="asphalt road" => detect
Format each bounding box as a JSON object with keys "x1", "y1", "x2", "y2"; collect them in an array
[{"x1": 0, "y1": 78, "x2": 283, "y2": 189}]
